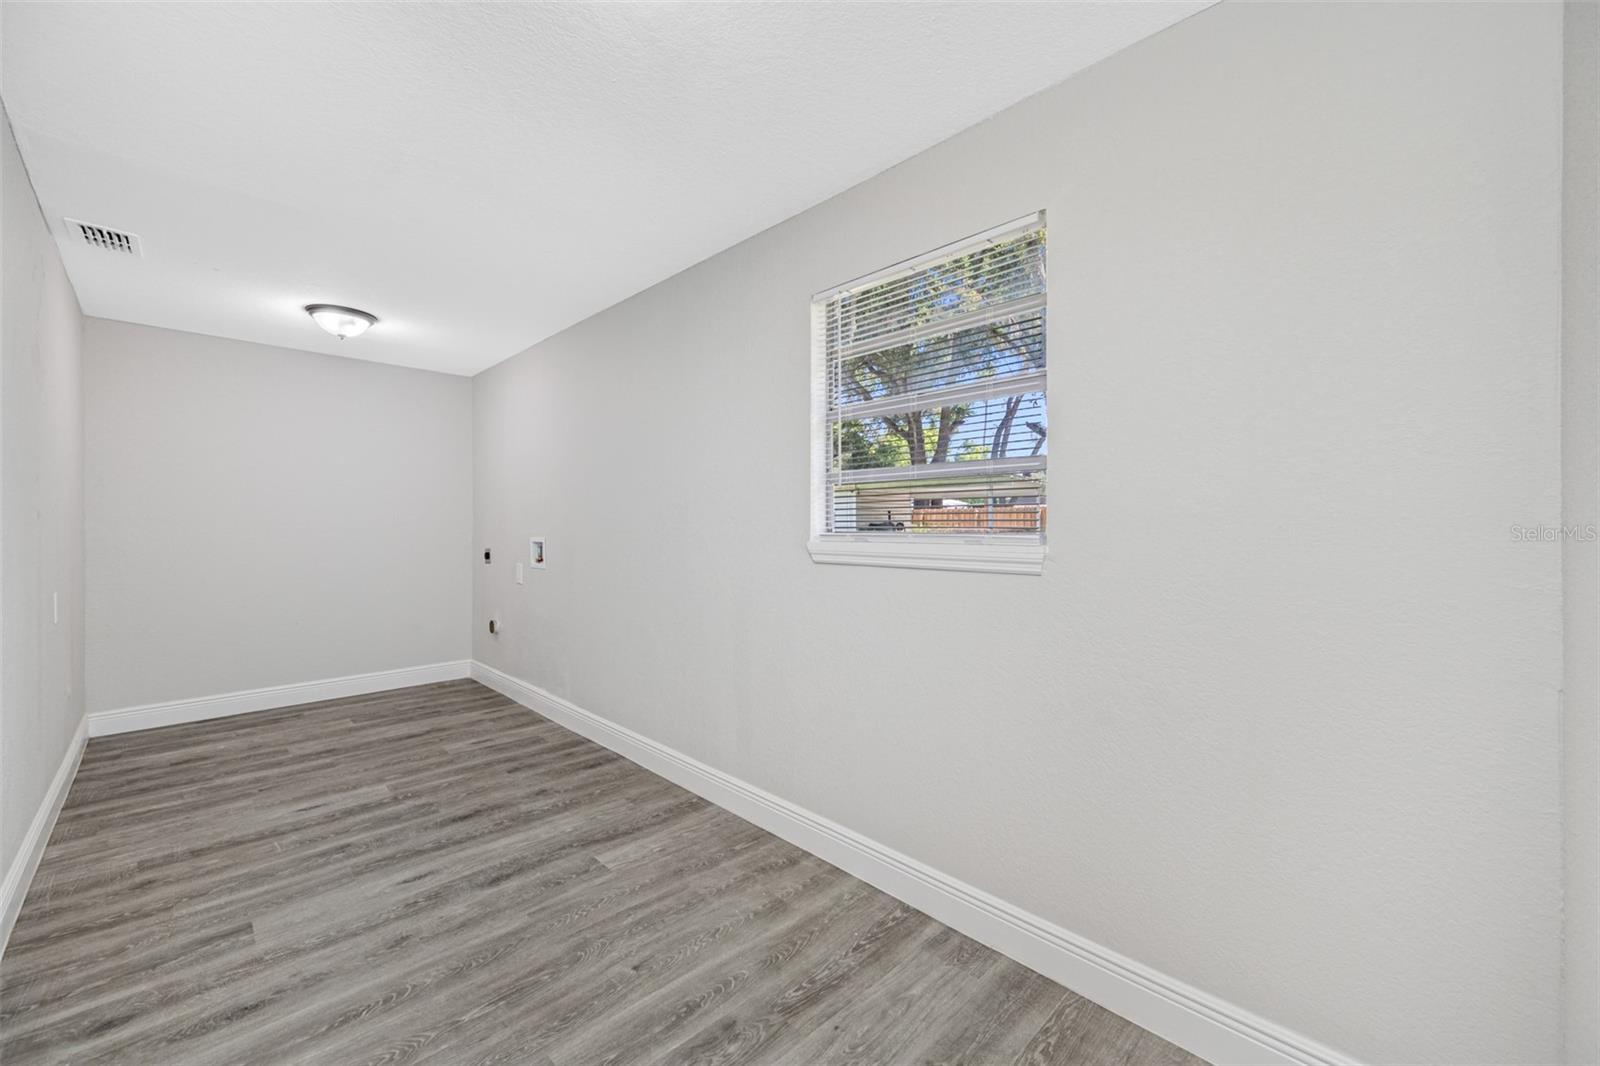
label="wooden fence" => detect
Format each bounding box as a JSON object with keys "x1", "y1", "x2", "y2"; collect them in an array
[{"x1": 909, "y1": 505, "x2": 1046, "y2": 533}]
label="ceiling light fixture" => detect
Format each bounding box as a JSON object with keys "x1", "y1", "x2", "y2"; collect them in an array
[{"x1": 305, "y1": 304, "x2": 377, "y2": 340}]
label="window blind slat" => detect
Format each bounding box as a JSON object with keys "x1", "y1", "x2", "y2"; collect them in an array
[
  {"x1": 825, "y1": 253, "x2": 1044, "y2": 350},
  {"x1": 831, "y1": 311, "x2": 1045, "y2": 413},
  {"x1": 828, "y1": 292, "x2": 1046, "y2": 363},
  {"x1": 823, "y1": 247, "x2": 1041, "y2": 326},
  {"x1": 837, "y1": 368, "x2": 1047, "y2": 423},
  {"x1": 813, "y1": 214, "x2": 1044, "y2": 301},
  {"x1": 833, "y1": 454, "x2": 1045, "y2": 486}
]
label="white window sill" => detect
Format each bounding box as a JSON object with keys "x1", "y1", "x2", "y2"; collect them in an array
[{"x1": 807, "y1": 536, "x2": 1045, "y2": 575}]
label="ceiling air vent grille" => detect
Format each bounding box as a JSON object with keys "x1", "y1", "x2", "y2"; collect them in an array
[{"x1": 64, "y1": 218, "x2": 142, "y2": 256}]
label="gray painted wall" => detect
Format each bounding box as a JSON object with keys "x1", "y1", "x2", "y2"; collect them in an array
[
  {"x1": 472, "y1": 4, "x2": 1567, "y2": 1061},
  {"x1": 1563, "y1": 2, "x2": 1598, "y2": 1062},
  {"x1": 83, "y1": 320, "x2": 473, "y2": 713},
  {"x1": 0, "y1": 109, "x2": 84, "y2": 892}
]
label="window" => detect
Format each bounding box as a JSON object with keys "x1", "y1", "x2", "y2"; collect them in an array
[{"x1": 809, "y1": 214, "x2": 1048, "y2": 574}]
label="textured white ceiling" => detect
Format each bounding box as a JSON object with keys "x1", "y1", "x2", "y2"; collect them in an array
[{"x1": 2, "y1": 1, "x2": 1207, "y2": 375}]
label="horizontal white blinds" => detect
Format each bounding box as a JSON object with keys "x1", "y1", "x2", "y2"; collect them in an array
[{"x1": 819, "y1": 217, "x2": 1047, "y2": 538}]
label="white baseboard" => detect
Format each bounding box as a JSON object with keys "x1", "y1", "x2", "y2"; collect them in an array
[
  {"x1": 471, "y1": 660, "x2": 1359, "y2": 1066},
  {"x1": 1, "y1": 714, "x2": 87, "y2": 959},
  {"x1": 88, "y1": 660, "x2": 472, "y2": 737}
]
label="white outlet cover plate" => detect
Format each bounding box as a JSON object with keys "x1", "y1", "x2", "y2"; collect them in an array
[{"x1": 529, "y1": 537, "x2": 547, "y2": 569}]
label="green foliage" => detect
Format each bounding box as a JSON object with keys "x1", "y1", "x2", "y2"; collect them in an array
[
  {"x1": 833, "y1": 230, "x2": 1045, "y2": 472},
  {"x1": 837, "y1": 418, "x2": 906, "y2": 469},
  {"x1": 836, "y1": 408, "x2": 981, "y2": 471}
]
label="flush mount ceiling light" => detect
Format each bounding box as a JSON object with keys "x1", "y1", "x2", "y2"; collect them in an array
[{"x1": 305, "y1": 304, "x2": 377, "y2": 340}]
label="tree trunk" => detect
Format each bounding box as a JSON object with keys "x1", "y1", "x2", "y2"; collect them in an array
[
  {"x1": 907, "y1": 411, "x2": 927, "y2": 465},
  {"x1": 932, "y1": 407, "x2": 960, "y2": 464},
  {"x1": 990, "y1": 395, "x2": 1023, "y2": 458}
]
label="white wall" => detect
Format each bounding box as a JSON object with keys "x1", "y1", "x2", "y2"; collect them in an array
[
  {"x1": 473, "y1": 3, "x2": 1567, "y2": 1062},
  {"x1": 0, "y1": 109, "x2": 84, "y2": 896},
  {"x1": 1563, "y1": 2, "x2": 1598, "y2": 1062},
  {"x1": 84, "y1": 319, "x2": 472, "y2": 713}
]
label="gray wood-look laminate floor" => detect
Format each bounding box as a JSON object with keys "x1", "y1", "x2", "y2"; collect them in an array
[{"x1": 0, "y1": 680, "x2": 1207, "y2": 1066}]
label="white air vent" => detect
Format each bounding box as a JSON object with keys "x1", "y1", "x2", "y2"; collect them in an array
[{"x1": 64, "y1": 218, "x2": 142, "y2": 256}]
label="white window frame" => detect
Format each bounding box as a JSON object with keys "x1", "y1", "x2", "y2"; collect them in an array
[{"x1": 807, "y1": 214, "x2": 1048, "y2": 576}]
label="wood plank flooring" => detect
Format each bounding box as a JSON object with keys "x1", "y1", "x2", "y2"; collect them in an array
[{"x1": 0, "y1": 680, "x2": 1206, "y2": 1066}]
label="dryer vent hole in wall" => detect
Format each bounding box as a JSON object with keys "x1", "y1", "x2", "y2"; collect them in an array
[{"x1": 488, "y1": 618, "x2": 498, "y2": 636}]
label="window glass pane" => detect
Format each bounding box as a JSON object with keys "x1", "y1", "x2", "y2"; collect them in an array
[
  {"x1": 817, "y1": 220, "x2": 1047, "y2": 542},
  {"x1": 834, "y1": 311, "x2": 1044, "y2": 410},
  {"x1": 826, "y1": 230, "x2": 1045, "y2": 353},
  {"x1": 834, "y1": 389, "x2": 1047, "y2": 472},
  {"x1": 829, "y1": 471, "x2": 1047, "y2": 536}
]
